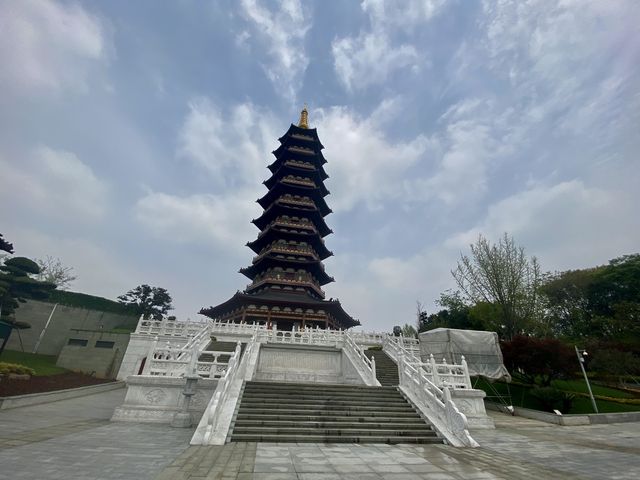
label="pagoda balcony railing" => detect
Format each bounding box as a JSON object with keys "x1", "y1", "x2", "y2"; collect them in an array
[
  {"x1": 290, "y1": 133, "x2": 314, "y2": 142},
  {"x1": 256, "y1": 219, "x2": 317, "y2": 238},
  {"x1": 278, "y1": 197, "x2": 316, "y2": 208},
  {"x1": 287, "y1": 145, "x2": 314, "y2": 156},
  {"x1": 284, "y1": 159, "x2": 315, "y2": 171},
  {"x1": 248, "y1": 276, "x2": 325, "y2": 298},
  {"x1": 253, "y1": 245, "x2": 318, "y2": 262},
  {"x1": 282, "y1": 177, "x2": 316, "y2": 188}
]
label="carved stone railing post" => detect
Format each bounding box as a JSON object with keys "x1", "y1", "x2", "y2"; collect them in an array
[
  {"x1": 430, "y1": 354, "x2": 440, "y2": 387},
  {"x1": 370, "y1": 355, "x2": 377, "y2": 385},
  {"x1": 142, "y1": 336, "x2": 158, "y2": 375}
]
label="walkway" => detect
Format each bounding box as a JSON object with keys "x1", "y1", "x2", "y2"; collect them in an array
[{"x1": 0, "y1": 389, "x2": 638, "y2": 479}]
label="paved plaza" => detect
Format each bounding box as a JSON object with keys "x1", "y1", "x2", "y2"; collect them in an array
[{"x1": 0, "y1": 388, "x2": 639, "y2": 479}]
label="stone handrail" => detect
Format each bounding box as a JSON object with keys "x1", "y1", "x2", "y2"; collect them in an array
[
  {"x1": 135, "y1": 318, "x2": 209, "y2": 337},
  {"x1": 383, "y1": 336, "x2": 421, "y2": 364},
  {"x1": 193, "y1": 334, "x2": 261, "y2": 445},
  {"x1": 259, "y1": 328, "x2": 343, "y2": 346},
  {"x1": 210, "y1": 320, "x2": 268, "y2": 336},
  {"x1": 383, "y1": 338, "x2": 471, "y2": 390},
  {"x1": 196, "y1": 342, "x2": 242, "y2": 444},
  {"x1": 175, "y1": 322, "x2": 214, "y2": 359},
  {"x1": 423, "y1": 354, "x2": 472, "y2": 389},
  {"x1": 343, "y1": 333, "x2": 379, "y2": 386},
  {"x1": 397, "y1": 353, "x2": 478, "y2": 447},
  {"x1": 143, "y1": 342, "x2": 234, "y2": 379}
]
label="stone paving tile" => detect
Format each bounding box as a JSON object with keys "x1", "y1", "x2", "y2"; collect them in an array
[{"x1": 3, "y1": 388, "x2": 640, "y2": 479}]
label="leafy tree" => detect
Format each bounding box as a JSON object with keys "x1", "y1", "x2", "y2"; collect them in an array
[
  {"x1": 35, "y1": 256, "x2": 77, "y2": 290},
  {"x1": 118, "y1": 284, "x2": 173, "y2": 320},
  {"x1": 401, "y1": 323, "x2": 417, "y2": 338},
  {"x1": 419, "y1": 291, "x2": 479, "y2": 332},
  {"x1": 501, "y1": 335, "x2": 575, "y2": 386},
  {"x1": 452, "y1": 233, "x2": 542, "y2": 340},
  {"x1": 0, "y1": 234, "x2": 14, "y2": 254},
  {"x1": 540, "y1": 254, "x2": 640, "y2": 341},
  {"x1": 0, "y1": 257, "x2": 56, "y2": 354}
]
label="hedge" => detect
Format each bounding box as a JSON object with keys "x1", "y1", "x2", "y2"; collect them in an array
[{"x1": 46, "y1": 290, "x2": 139, "y2": 317}]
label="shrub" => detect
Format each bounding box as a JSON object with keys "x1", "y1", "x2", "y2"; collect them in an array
[
  {"x1": 530, "y1": 386, "x2": 575, "y2": 413},
  {"x1": 0, "y1": 362, "x2": 36, "y2": 376},
  {"x1": 501, "y1": 335, "x2": 575, "y2": 386}
]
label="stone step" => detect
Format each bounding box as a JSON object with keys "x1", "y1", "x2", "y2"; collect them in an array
[
  {"x1": 364, "y1": 350, "x2": 398, "y2": 386},
  {"x1": 230, "y1": 380, "x2": 442, "y2": 445},
  {"x1": 232, "y1": 426, "x2": 438, "y2": 436},
  {"x1": 242, "y1": 389, "x2": 402, "y2": 399},
  {"x1": 234, "y1": 419, "x2": 433, "y2": 429},
  {"x1": 238, "y1": 410, "x2": 416, "y2": 422},
  {"x1": 238, "y1": 395, "x2": 406, "y2": 406},
  {"x1": 244, "y1": 382, "x2": 397, "y2": 391},
  {"x1": 237, "y1": 404, "x2": 416, "y2": 414},
  {"x1": 229, "y1": 433, "x2": 443, "y2": 444}
]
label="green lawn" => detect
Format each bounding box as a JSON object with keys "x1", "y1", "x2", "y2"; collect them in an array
[
  {"x1": 552, "y1": 379, "x2": 636, "y2": 399},
  {"x1": 0, "y1": 350, "x2": 68, "y2": 376},
  {"x1": 474, "y1": 377, "x2": 640, "y2": 414}
]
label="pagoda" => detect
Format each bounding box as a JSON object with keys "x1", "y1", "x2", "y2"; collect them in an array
[{"x1": 200, "y1": 107, "x2": 359, "y2": 330}]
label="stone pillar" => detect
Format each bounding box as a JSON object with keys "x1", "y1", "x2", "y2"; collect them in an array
[{"x1": 450, "y1": 388, "x2": 495, "y2": 429}]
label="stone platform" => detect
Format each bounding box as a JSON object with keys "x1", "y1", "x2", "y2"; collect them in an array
[{"x1": 0, "y1": 388, "x2": 639, "y2": 479}]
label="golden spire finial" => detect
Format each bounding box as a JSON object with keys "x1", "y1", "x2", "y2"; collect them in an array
[{"x1": 298, "y1": 104, "x2": 308, "y2": 129}]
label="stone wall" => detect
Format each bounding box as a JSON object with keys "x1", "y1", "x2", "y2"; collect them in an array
[
  {"x1": 6, "y1": 299, "x2": 138, "y2": 356},
  {"x1": 253, "y1": 343, "x2": 368, "y2": 385},
  {"x1": 111, "y1": 375, "x2": 218, "y2": 424},
  {"x1": 117, "y1": 334, "x2": 190, "y2": 380},
  {"x1": 56, "y1": 330, "x2": 131, "y2": 379}
]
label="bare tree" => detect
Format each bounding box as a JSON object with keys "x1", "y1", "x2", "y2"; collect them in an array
[
  {"x1": 452, "y1": 233, "x2": 542, "y2": 339},
  {"x1": 35, "y1": 256, "x2": 77, "y2": 290}
]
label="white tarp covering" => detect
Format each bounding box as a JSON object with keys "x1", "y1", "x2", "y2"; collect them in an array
[{"x1": 419, "y1": 328, "x2": 511, "y2": 381}]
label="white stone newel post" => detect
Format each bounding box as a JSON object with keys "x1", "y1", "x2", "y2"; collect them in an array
[
  {"x1": 142, "y1": 336, "x2": 159, "y2": 375},
  {"x1": 430, "y1": 354, "x2": 440, "y2": 387},
  {"x1": 461, "y1": 355, "x2": 471, "y2": 388},
  {"x1": 189, "y1": 343, "x2": 199, "y2": 376},
  {"x1": 370, "y1": 355, "x2": 377, "y2": 385}
]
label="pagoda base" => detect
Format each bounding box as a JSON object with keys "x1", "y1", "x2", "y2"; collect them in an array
[{"x1": 200, "y1": 289, "x2": 359, "y2": 330}]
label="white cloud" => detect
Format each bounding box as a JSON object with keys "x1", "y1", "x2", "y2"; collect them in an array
[
  {"x1": 6, "y1": 227, "x2": 137, "y2": 301},
  {"x1": 240, "y1": 0, "x2": 310, "y2": 99},
  {"x1": 134, "y1": 189, "x2": 261, "y2": 256},
  {"x1": 332, "y1": 33, "x2": 418, "y2": 92},
  {"x1": 447, "y1": 179, "x2": 640, "y2": 271},
  {"x1": 332, "y1": 0, "x2": 446, "y2": 91},
  {"x1": 177, "y1": 98, "x2": 279, "y2": 187},
  {"x1": 0, "y1": 0, "x2": 108, "y2": 93},
  {"x1": 362, "y1": 0, "x2": 445, "y2": 31},
  {"x1": 0, "y1": 147, "x2": 108, "y2": 220},
  {"x1": 480, "y1": 0, "x2": 640, "y2": 136},
  {"x1": 315, "y1": 105, "x2": 433, "y2": 211}
]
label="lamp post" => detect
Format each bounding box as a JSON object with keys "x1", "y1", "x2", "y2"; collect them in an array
[{"x1": 575, "y1": 346, "x2": 598, "y2": 413}]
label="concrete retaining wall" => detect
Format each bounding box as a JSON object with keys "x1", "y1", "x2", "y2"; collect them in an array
[
  {"x1": 56, "y1": 330, "x2": 130, "y2": 378},
  {"x1": 486, "y1": 402, "x2": 640, "y2": 425},
  {"x1": 7, "y1": 299, "x2": 138, "y2": 356},
  {"x1": 0, "y1": 381, "x2": 124, "y2": 410}
]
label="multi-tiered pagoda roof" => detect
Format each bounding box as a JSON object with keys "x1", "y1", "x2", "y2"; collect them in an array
[{"x1": 200, "y1": 107, "x2": 358, "y2": 330}]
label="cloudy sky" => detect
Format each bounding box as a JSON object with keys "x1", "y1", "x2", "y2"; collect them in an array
[{"x1": 1, "y1": 0, "x2": 639, "y2": 331}]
